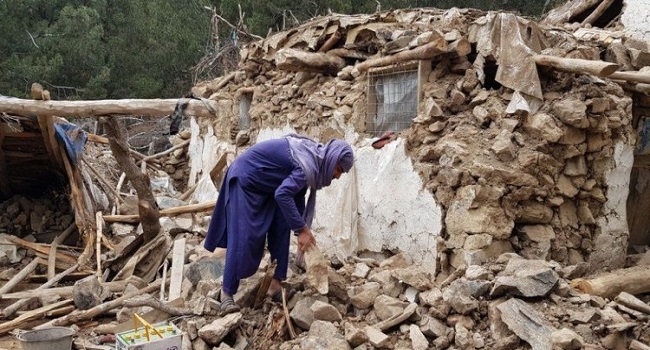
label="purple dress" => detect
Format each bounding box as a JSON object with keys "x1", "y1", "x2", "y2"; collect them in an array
[{"x1": 204, "y1": 138, "x2": 307, "y2": 294}]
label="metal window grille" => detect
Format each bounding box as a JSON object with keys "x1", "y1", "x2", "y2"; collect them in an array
[
  {"x1": 239, "y1": 93, "x2": 252, "y2": 130},
  {"x1": 367, "y1": 68, "x2": 418, "y2": 136}
]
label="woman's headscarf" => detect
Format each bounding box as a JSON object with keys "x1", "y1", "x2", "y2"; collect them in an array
[{"x1": 286, "y1": 134, "x2": 354, "y2": 227}]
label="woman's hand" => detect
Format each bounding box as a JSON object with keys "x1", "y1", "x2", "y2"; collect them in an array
[{"x1": 297, "y1": 227, "x2": 316, "y2": 252}]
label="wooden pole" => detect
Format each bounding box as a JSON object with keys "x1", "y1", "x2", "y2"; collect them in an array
[
  {"x1": 0, "y1": 97, "x2": 219, "y2": 118},
  {"x1": 0, "y1": 258, "x2": 40, "y2": 295},
  {"x1": 103, "y1": 201, "x2": 215, "y2": 223},
  {"x1": 533, "y1": 55, "x2": 619, "y2": 76},
  {"x1": 571, "y1": 265, "x2": 650, "y2": 298},
  {"x1": 582, "y1": 0, "x2": 615, "y2": 25},
  {"x1": 610, "y1": 71, "x2": 650, "y2": 84},
  {"x1": 355, "y1": 32, "x2": 448, "y2": 72},
  {"x1": 39, "y1": 279, "x2": 163, "y2": 328},
  {"x1": 96, "y1": 211, "x2": 103, "y2": 277},
  {"x1": 3, "y1": 263, "x2": 80, "y2": 318}
]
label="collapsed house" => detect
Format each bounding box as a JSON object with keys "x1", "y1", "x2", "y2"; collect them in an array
[
  {"x1": 1, "y1": 1, "x2": 650, "y2": 349},
  {"x1": 189, "y1": 5, "x2": 649, "y2": 277}
]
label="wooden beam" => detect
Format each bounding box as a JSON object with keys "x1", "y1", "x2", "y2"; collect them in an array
[
  {"x1": 0, "y1": 299, "x2": 73, "y2": 335},
  {"x1": 2, "y1": 235, "x2": 78, "y2": 265},
  {"x1": 355, "y1": 31, "x2": 448, "y2": 73},
  {"x1": 0, "y1": 97, "x2": 219, "y2": 118},
  {"x1": 610, "y1": 71, "x2": 650, "y2": 84},
  {"x1": 533, "y1": 55, "x2": 619, "y2": 76},
  {"x1": 1, "y1": 279, "x2": 133, "y2": 300},
  {"x1": 571, "y1": 265, "x2": 650, "y2": 298},
  {"x1": 276, "y1": 48, "x2": 346, "y2": 75},
  {"x1": 582, "y1": 0, "x2": 615, "y2": 25},
  {"x1": 0, "y1": 258, "x2": 40, "y2": 295},
  {"x1": 103, "y1": 201, "x2": 215, "y2": 223}
]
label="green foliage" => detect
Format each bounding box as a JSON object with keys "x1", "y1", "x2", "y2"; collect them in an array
[
  {"x1": 0, "y1": 0, "x2": 568, "y2": 100},
  {"x1": 0, "y1": 0, "x2": 210, "y2": 99}
]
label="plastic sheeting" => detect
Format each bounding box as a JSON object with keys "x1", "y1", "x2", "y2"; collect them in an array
[
  {"x1": 53, "y1": 118, "x2": 87, "y2": 165},
  {"x1": 469, "y1": 13, "x2": 548, "y2": 114}
]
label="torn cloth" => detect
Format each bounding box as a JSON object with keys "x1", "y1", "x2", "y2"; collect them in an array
[{"x1": 54, "y1": 118, "x2": 87, "y2": 165}]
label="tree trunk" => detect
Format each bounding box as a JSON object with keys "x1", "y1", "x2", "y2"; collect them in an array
[
  {"x1": 102, "y1": 117, "x2": 161, "y2": 243},
  {"x1": 533, "y1": 55, "x2": 619, "y2": 76},
  {"x1": 355, "y1": 32, "x2": 448, "y2": 72},
  {"x1": 571, "y1": 265, "x2": 650, "y2": 298}
]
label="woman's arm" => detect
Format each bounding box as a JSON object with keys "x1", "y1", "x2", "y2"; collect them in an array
[{"x1": 274, "y1": 167, "x2": 309, "y2": 232}]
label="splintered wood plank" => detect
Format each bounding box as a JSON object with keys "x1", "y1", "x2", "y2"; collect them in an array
[
  {"x1": 37, "y1": 115, "x2": 60, "y2": 167},
  {"x1": 168, "y1": 237, "x2": 186, "y2": 301}
]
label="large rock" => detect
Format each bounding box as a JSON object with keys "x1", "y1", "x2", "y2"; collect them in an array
[
  {"x1": 498, "y1": 298, "x2": 555, "y2": 350},
  {"x1": 409, "y1": 325, "x2": 430, "y2": 350},
  {"x1": 553, "y1": 98, "x2": 589, "y2": 128},
  {"x1": 374, "y1": 295, "x2": 408, "y2": 321},
  {"x1": 73, "y1": 275, "x2": 107, "y2": 310},
  {"x1": 516, "y1": 201, "x2": 553, "y2": 224},
  {"x1": 523, "y1": 112, "x2": 563, "y2": 142},
  {"x1": 392, "y1": 266, "x2": 432, "y2": 290},
  {"x1": 311, "y1": 300, "x2": 343, "y2": 322},
  {"x1": 185, "y1": 256, "x2": 225, "y2": 286},
  {"x1": 490, "y1": 258, "x2": 559, "y2": 298},
  {"x1": 443, "y1": 279, "x2": 478, "y2": 315},
  {"x1": 291, "y1": 296, "x2": 319, "y2": 330},
  {"x1": 198, "y1": 312, "x2": 242, "y2": 345},
  {"x1": 350, "y1": 282, "x2": 382, "y2": 309}
]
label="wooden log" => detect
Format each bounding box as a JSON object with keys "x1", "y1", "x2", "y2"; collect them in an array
[
  {"x1": 1, "y1": 279, "x2": 134, "y2": 300},
  {"x1": 142, "y1": 139, "x2": 190, "y2": 162},
  {"x1": 38, "y1": 279, "x2": 162, "y2": 328},
  {"x1": 0, "y1": 96, "x2": 219, "y2": 118},
  {"x1": 571, "y1": 266, "x2": 650, "y2": 298},
  {"x1": 318, "y1": 29, "x2": 342, "y2": 53},
  {"x1": 96, "y1": 211, "x2": 103, "y2": 277},
  {"x1": 3, "y1": 263, "x2": 80, "y2": 318},
  {"x1": 355, "y1": 32, "x2": 448, "y2": 73},
  {"x1": 610, "y1": 71, "x2": 650, "y2": 84},
  {"x1": 0, "y1": 299, "x2": 73, "y2": 335},
  {"x1": 103, "y1": 201, "x2": 215, "y2": 223},
  {"x1": 615, "y1": 292, "x2": 650, "y2": 314},
  {"x1": 582, "y1": 0, "x2": 615, "y2": 25},
  {"x1": 533, "y1": 55, "x2": 619, "y2": 76},
  {"x1": 276, "y1": 48, "x2": 346, "y2": 75},
  {"x1": 47, "y1": 224, "x2": 78, "y2": 280},
  {"x1": 0, "y1": 258, "x2": 40, "y2": 295},
  {"x1": 445, "y1": 38, "x2": 471, "y2": 57}
]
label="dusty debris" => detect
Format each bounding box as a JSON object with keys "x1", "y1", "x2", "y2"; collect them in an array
[{"x1": 1, "y1": 4, "x2": 650, "y2": 350}]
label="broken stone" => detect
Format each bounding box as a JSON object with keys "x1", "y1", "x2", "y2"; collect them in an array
[
  {"x1": 570, "y1": 309, "x2": 600, "y2": 324},
  {"x1": 393, "y1": 266, "x2": 432, "y2": 290},
  {"x1": 185, "y1": 256, "x2": 225, "y2": 286},
  {"x1": 464, "y1": 233, "x2": 493, "y2": 250},
  {"x1": 552, "y1": 328, "x2": 584, "y2": 350},
  {"x1": 564, "y1": 156, "x2": 587, "y2": 176},
  {"x1": 516, "y1": 201, "x2": 554, "y2": 224},
  {"x1": 553, "y1": 98, "x2": 589, "y2": 128},
  {"x1": 443, "y1": 279, "x2": 478, "y2": 314},
  {"x1": 465, "y1": 265, "x2": 493, "y2": 280},
  {"x1": 350, "y1": 282, "x2": 381, "y2": 309},
  {"x1": 557, "y1": 175, "x2": 579, "y2": 197},
  {"x1": 455, "y1": 323, "x2": 474, "y2": 348},
  {"x1": 418, "y1": 287, "x2": 443, "y2": 307},
  {"x1": 311, "y1": 300, "x2": 343, "y2": 322},
  {"x1": 305, "y1": 246, "x2": 329, "y2": 295},
  {"x1": 344, "y1": 323, "x2": 368, "y2": 347},
  {"x1": 375, "y1": 303, "x2": 417, "y2": 331},
  {"x1": 404, "y1": 286, "x2": 418, "y2": 303},
  {"x1": 363, "y1": 326, "x2": 390, "y2": 348},
  {"x1": 520, "y1": 225, "x2": 556, "y2": 242},
  {"x1": 559, "y1": 201, "x2": 579, "y2": 229},
  {"x1": 419, "y1": 315, "x2": 450, "y2": 338},
  {"x1": 491, "y1": 130, "x2": 516, "y2": 162},
  {"x1": 300, "y1": 320, "x2": 351, "y2": 350},
  {"x1": 291, "y1": 296, "x2": 319, "y2": 330},
  {"x1": 524, "y1": 113, "x2": 563, "y2": 142},
  {"x1": 374, "y1": 295, "x2": 408, "y2": 321},
  {"x1": 198, "y1": 312, "x2": 242, "y2": 345},
  {"x1": 558, "y1": 127, "x2": 586, "y2": 145},
  {"x1": 409, "y1": 324, "x2": 429, "y2": 350},
  {"x1": 352, "y1": 263, "x2": 371, "y2": 279},
  {"x1": 498, "y1": 298, "x2": 555, "y2": 350},
  {"x1": 491, "y1": 258, "x2": 559, "y2": 298},
  {"x1": 73, "y1": 275, "x2": 106, "y2": 310}
]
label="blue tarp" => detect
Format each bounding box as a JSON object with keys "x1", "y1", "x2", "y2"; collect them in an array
[{"x1": 53, "y1": 119, "x2": 87, "y2": 164}]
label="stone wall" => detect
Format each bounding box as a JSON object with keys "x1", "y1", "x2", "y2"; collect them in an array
[{"x1": 189, "y1": 8, "x2": 636, "y2": 274}]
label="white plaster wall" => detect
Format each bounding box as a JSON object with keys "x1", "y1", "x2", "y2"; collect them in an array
[
  {"x1": 190, "y1": 125, "x2": 443, "y2": 267},
  {"x1": 314, "y1": 138, "x2": 442, "y2": 269},
  {"x1": 622, "y1": 0, "x2": 650, "y2": 42},
  {"x1": 590, "y1": 142, "x2": 635, "y2": 269}
]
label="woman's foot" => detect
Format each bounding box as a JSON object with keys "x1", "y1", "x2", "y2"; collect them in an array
[{"x1": 218, "y1": 289, "x2": 240, "y2": 316}]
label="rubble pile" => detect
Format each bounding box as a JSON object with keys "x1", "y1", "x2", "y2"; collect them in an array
[{"x1": 0, "y1": 194, "x2": 73, "y2": 240}]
